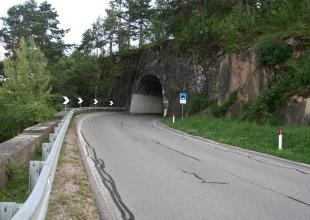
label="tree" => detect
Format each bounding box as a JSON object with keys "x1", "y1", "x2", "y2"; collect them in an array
[
  {"x1": 0, "y1": 37, "x2": 54, "y2": 141},
  {"x1": 79, "y1": 17, "x2": 107, "y2": 56},
  {"x1": 130, "y1": 0, "x2": 152, "y2": 47},
  {"x1": 109, "y1": 0, "x2": 130, "y2": 51},
  {"x1": 0, "y1": 0, "x2": 68, "y2": 61},
  {"x1": 149, "y1": 0, "x2": 170, "y2": 43},
  {"x1": 0, "y1": 61, "x2": 3, "y2": 76},
  {"x1": 104, "y1": 8, "x2": 118, "y2": 54},
  {"x1": 50, "y1": 51, "x2": 109, "y2": 106}
]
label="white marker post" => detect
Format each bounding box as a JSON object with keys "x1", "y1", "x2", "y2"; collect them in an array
[
  {"x1": 163, "y1": 109, "x2": 167, "y2": 117},
  {"x1": 278, "y1": 128, "x2": 283, "y2": 150},
  {"x1": 78, "y1": 98, "x2": 83, "y2": 109},
  {"x1": 63, "y1": 96, "x2": 70, "y2": 112},
  {"x1": 172, "y1": 113, "x2": 175, "y2": 124}
]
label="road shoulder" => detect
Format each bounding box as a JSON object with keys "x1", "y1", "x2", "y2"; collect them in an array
[
  {"x1": 46, "y1": 119, "x2": 100, "y2": 220},
  {"x1": 156, "y1": 120, "x2": 310, "y2": 172}
]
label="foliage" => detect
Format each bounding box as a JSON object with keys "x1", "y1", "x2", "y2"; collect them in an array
[
  {"x1": 0, "y1": 61, "x2": 4, "y2": 75},
  {"x1": 256, "y1": 37, "x2": 293, "y2": 66},
  {"x1": 212, "y1": 91, "x2": 238, "y2": 117},
  {"x1": 187, "y1": 92, "x2": 211, "y2": 115},
  {"x1": 187, "y1": 91, "x2": 238, "y2": 117},
  {"x1": 129, "y1": 0, "x2": 153, "y2": 47},
  {"x1": 163, "y1": 115, "x2": 310, "y2": 164},
  {"x1": 288, "y1": 52, "x2": 310, "y2": 91},
  {"x1": 0, "y1": 0, "x2": 68, "y2": 61},
  {"x1": 152, "y1": 0, "x2": 309, "y2": 52},
  {"x1": 50, "y1": 52, "x2": 109, "y2": 107},
  {"x1": 0, "y1": 37, "x2": 54, "y2": 142},
  {"x1": 0, "y1": 160, "x2": 29, "y2": 202},
  {"x1": 79, "y1": 17, "x2": 107, "y2": 56},
  {"x1": 241, "y1": 53, "x2": 310, "y2": 125}
]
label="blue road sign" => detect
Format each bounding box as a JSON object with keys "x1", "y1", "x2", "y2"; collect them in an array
[{"x1": 180, "y1": 92, "x2": 187, "y2": 104}]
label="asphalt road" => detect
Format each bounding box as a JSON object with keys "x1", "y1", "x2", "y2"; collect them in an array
[{"x1": 79, "y1": 112, "x2": 310, "y2": 220}]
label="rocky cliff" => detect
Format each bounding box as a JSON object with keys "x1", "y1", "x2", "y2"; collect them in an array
[{"x1": 110, "y1": 40, "x2": 310, "y2": 125}]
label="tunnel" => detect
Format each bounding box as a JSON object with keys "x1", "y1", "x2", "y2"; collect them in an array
[{"x1": 130, "y1": 75, "x2": 164, "y2": 114}]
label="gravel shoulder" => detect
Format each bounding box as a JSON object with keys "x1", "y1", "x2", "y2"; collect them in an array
[{"x1": 46, "y1": 119, "x2": 100, "y2": 220}]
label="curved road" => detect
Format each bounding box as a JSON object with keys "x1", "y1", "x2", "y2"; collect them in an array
[{"x1": 79, "y1": 112, "x2": 310, "y2": 220}]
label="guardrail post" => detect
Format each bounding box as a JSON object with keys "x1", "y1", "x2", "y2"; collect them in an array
[
  {"x1": 54, "y1": 126, "x2": 60, "y2": 134},
  {"x1": 49, "y1": 133, "x2": 57, "y2": 143},
  {"x1": 42, "y1": 143, "x2": 52, "y2": 161},
  {"x1": 29, "y1": 161, "x2": 44, "y2": 192},
  {"x1": 0, "y1": 203, "x2": 23, "y2": 220}
]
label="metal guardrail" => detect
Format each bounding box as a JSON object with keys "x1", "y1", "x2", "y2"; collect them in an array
[{"x1": 0, "y1": 107, "x2": 126, "y2": 220}]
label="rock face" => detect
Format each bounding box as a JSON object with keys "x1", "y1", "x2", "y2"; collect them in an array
[
  {"x1": 281, "y1": 95, "x2": 310, "y2": 125},
  {"x1": 127, "y1": 42, "x2": 268, "y2": 116},
  {"x1": 111, "y1": 41, "x2": 309, "y2": 125}
]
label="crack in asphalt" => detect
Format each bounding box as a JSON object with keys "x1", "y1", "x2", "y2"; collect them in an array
[
  {"x1": 286, "y1": 196, "x2": 310, "y2": 207},
  {"x1": 155, "y1": 121, "x2": 310, "y2": 176},
  {"x1": 182, "y1": 170, "x2": 229, "y2": 185},
  {"x1": 152, "y1": 140, "x2": 201, "y2": 162},
  {"x1": 222, "y1": 169, "x2": 310, "y2": 208},
  {"x1": 247, "y1": 155, "x2": 310, "y2": 175},
  {"x1": 213, "y1": 146, "x2": 310, "y2": 175},
  {"x1": 120, "y1": 118, "x2": 145, "y2": 143},
  {"x1": 81, "y1": 131, "x2": 135, "y2": 220}
]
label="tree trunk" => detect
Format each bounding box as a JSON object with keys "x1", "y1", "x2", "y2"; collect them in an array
[
  {"x1": 139, "y1": 21, "x2": 144, "y2": 47},
  {"x1": 109, "y1": 35, "x2": 113, "y2": 55}
]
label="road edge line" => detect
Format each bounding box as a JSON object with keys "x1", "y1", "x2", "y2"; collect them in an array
[
  {"x1": 75, "y1": 114, "x2": 123, "y2": 220},
  {"x1": 155, "y1": 120, "x2": 310, "y2": 171}
]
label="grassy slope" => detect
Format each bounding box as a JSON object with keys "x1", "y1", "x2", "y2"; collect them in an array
[
  {"x1": 0, "y1": 144, "x2": 44, "y2": 202},
  {"x1": 0, "y1": 161, "x2": 29, "y2": 202},
  {"x1": 163, "y1": 116, "x2": 310, "y2": 165}
]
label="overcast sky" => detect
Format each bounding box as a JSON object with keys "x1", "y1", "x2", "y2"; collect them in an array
[{"x1": 0, "y1": 0, "x2": 109, "y2": 60}]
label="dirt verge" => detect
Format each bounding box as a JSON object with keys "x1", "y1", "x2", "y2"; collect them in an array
[{"x1": 46, "y1": 120, "x2": 100, "y2": 220}]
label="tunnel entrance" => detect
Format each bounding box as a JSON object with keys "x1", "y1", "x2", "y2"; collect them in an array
[{"x1": 130, "y1": 75, "x2": 163, "y2": 114}]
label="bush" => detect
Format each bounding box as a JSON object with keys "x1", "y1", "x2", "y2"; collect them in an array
[
  {"x1": 256, "y1": 37, "x2": 293, "y2": 66},
  {"x1": 288, "y1": 52, "x2": 310, "y2": 91},
  {"x1": 241, "y1": 53, "x2": 310, "y2": 125},
  {"x1": 212, "y1": 91, "x2": 238, "y2": 117},
  {"x1": 188, "y1": 92, "x2": 211, "y2": 115}
]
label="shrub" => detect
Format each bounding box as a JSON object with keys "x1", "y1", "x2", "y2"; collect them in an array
[
  {"x1": 241, "y1": 53, "x2": 310, "y2": 124},
  {"x1": 212, "y1": 91, "x2": 238, "y2": 117},
  {"x1": 256, "y1": 37, "x2": 293, "y2": 66},
  {"x1": 288, "y1": 52, "x2": 310, "y2": 91},
  {"x1": 188, "y1": 92, "x2": 211, "y2": 115}
]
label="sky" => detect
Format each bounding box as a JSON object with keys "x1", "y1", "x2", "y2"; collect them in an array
[{"x1": 0, "y1": 0, "x2": 109, "y2": 60}]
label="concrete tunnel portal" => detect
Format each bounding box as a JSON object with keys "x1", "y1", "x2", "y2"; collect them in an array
[{"x1": 130, "y1": 75, "x2": 165, "y2": 114}]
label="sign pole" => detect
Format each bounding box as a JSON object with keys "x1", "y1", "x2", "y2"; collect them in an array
[
  {"x1": 179, "y1": 92, "x2": 187, "y2": 121},
  {"x1": 181, "y1": 104, "x2": 184, "y2": 120}
]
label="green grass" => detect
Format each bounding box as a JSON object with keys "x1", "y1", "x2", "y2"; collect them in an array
[
  {"x1": 0, "y1": 161, "x2": 29, "y2": 202},
  {"x1": 162, "y1": 116, "x2": 310, "y2": 164},
  {"x1": 0, "y1": 143, "x2": 44, "y2": 202}
]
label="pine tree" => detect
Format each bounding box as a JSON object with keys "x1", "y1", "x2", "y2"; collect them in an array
[
  {"x1": 0, "y1": 0, "x2": 68, "y2": 61},
  {"x1": 80, "y1": 17, "x2": 107, "y2": 56},
  {"x1": 130, "y1": 0, "x2": 152, "y2": 47}
]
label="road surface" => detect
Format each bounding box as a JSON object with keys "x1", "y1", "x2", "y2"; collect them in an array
[{"x1": 79, "y1": 112, "x2": 310, "y2": 220}]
